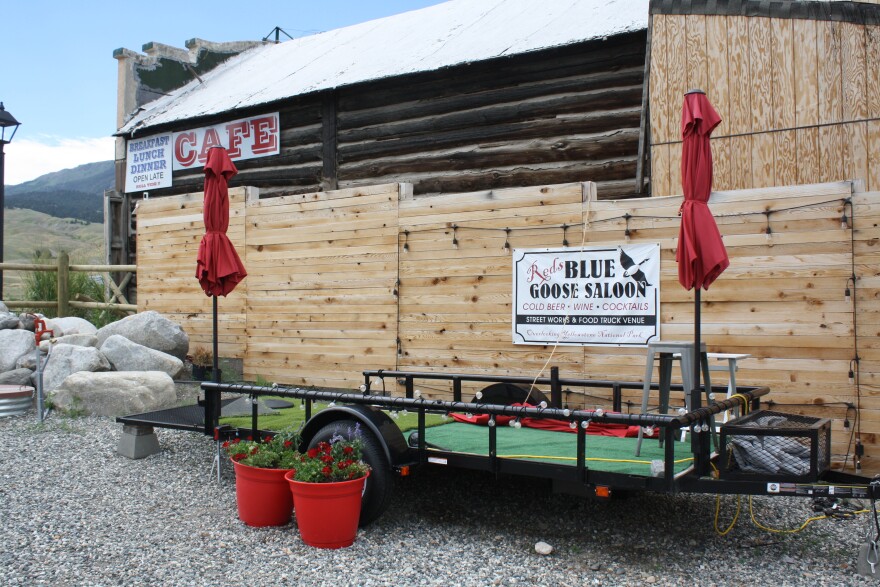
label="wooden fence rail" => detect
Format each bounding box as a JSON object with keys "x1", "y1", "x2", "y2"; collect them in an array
[{"x1": 0, "y1": 252, "x2": 137, "y2": 316}]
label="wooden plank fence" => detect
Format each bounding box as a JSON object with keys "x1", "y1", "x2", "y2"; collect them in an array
[{"x1": 136, "y1": 179, "x2": 879, "y2": 473}]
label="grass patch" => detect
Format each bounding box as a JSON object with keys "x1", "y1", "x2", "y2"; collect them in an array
[{"x1": 219, "y1": 399, "x2": 449, "y2": 433}]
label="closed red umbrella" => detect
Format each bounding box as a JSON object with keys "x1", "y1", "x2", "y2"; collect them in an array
[
  {"x1": 677, "y1": 90, "x2": 728, "y2": 290},
  {"x1": 196, "y1": 147, "x2": 247, "y2": 296},
  {"x1": 676, "y1": 90, "x2": 728, "y2": 472},
  {"x1": 195, "y1": 146, "x2": 247, "y2": 431}
]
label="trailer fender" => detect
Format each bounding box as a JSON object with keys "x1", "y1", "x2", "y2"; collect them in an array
[{"x1": 299, "y1": 404, "x2": 409, "y2": 466}]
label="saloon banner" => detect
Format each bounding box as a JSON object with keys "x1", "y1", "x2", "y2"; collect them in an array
[
  {"x1": 125, "y1": 112, "x2": 280, "y2": 193},
  {"x1": 512, "y1": 244, "x2": 660, "y2": 346}
]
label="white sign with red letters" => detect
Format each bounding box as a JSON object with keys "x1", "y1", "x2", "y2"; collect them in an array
[{"x1": 124, "y1": 112, "x2": 280, "y2": 192}]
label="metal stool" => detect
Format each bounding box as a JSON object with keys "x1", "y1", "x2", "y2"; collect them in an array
[{"x1": 635, "y1": 341, "x2": 713, "y2": 456}]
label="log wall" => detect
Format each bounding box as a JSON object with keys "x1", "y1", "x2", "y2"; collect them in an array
[
  {"x1": 649, "y1": 5, "x2": 880, "y2": 197},
  {"x1": 136, "y1": 179, "x2": 879, "y2": 472}
]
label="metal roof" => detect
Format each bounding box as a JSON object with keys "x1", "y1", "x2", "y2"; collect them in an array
[{"x1": 120, "y1": 0, "x2": 649, "y2": 135}]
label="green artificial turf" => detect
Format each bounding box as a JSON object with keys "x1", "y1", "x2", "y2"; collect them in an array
[
  {"x1": 219, "y1": 400, "x2": 447, "y2": 433},
  {"x1": 423, "y1": 422, "x2": 693, "y2": 476}
]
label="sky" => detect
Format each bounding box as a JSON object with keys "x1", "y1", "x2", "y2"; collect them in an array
[{"x1": 1, "y1": 0, "x2": 443, "y2": 185}]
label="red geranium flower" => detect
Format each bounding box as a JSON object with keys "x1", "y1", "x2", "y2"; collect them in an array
[
  {"x1": 232, "y1": 438, "x2": 241, "y2": 445},
  {"x1": 321, "y1": 455, "x2": 334, "y2": 464},
  {"x1": 307, "y1": 448, "x2": 320, "y2": 458},
  {"x1": 322, "y1": 466, "x2": 332, "y2": 477},
  {"x1": 231, "y1": 453, "x2": 245, "y2": 462},
  {"x1": 318, "y1": 442, "x2": 331, "y2": 454},
  {"x1": 343, "y1": 446, "x2": 354, "y2": 455},
  {"x1": 221, "y1": 441, "x2": 229, "y2": 448},
  {"x1": 283, "y1": 440, "x2": 293, "y2": 448},
  {"x1": 265, "y1": 435, "x2": 274, "y2": 442},
  {"x1": 337, "y1": 461, "x2": 349, "y2": 469}
]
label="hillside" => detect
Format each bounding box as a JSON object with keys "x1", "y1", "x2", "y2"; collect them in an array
[
  {"x1": 3, "y1": 208, "x2": 105, "y2": 300},
  {"x1": 5, "y1": 160, "x2": 114, "y2": 223}
]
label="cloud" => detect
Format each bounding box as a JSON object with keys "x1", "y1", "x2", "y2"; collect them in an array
[{"x1": 4, "y1": 136, "x2": 116, "y2": 185}]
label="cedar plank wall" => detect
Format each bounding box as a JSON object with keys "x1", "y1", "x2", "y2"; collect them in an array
[
  {"x1": 136, "y1": 187, "x2": 251, "y2": 357},
  {"x1": 243, "y1": 184, "x2": 401, "y2": 388},
  {"x1": 649, "y1": 5, "x2": 880, "y2": 195},
  {"x1": 137, "y1": 179, "x2": 879, "y2": 473}
]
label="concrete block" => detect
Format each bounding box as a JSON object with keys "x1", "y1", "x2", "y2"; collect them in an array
[{"x1": 117, "y1": 424, "x2": 161, "y2": 459}]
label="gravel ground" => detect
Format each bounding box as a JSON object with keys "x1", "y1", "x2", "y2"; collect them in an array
[{"x1": 1, "y1": 413, "x2": 877, "y2": 587}]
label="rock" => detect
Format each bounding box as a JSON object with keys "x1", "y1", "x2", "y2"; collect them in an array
[
  {"x1": 18, "y1": 313, "x2": 36, "y2": 330},
  {"x1": 534, "y1": 541, "x2": 554, "y2": 555},
  {"x1": 39, "y1": 334, "x2": 98, "y2": 351},
  {"x1": 16, "y1": 353, "x2": 37, "y2": 370},
  {"x1": 51, "y1": 317, "x2": 97, "y2": 335},
  {"x1": 0, "y1": 300, "x2": 7, "y2": 313},
  {"x1": 41, "y1": 319, "x2": 64, "y2": 338},
  {"x1": 49, "y1": 371, "x2": 177, "y2": 417},
  {"x1": 0, "y1": 368, "x2": 35, "y2": 386},
  {"x1": 42, "y1": 344, "x2": 111, "y2": 393},
  {"x1": 96, "y1": 311, "x2": 189, "y2": 360},
  {"x1": 101, "y1": 335, "x2": 184, "y2": 378},
  {"x1": 589, "y1": 563, "x2": 603, "y2": 572},
  {"x1": 0, "y1": 330, "x2": 36, "y2": 372},
  {"x1": 0, "y1": 312, "x2": 21, "y2": 330}
]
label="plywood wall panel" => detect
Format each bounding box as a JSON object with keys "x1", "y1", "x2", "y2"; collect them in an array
[
  {"x1": 706, "y1": 15, "x2": 730, "y2": 138},
  {"x1": 649, "y1": 15, "x2": 670, "y2": 145},
  {"x1": 727, "y1": 16, "x2": 751, "y2": 136},
  {"x1": 749, "y1": 18, "x2": 774, "y2": 132}
]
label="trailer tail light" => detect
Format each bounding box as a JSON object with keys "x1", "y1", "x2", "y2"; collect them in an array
[
  {"x1": 595, "y1": 486, "x2": 611, "y2": 499},
  {"x1": 398, "y1": 466, "x2": 411, "y2": 477}
]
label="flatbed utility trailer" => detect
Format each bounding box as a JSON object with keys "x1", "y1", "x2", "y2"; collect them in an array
[{"x1": 118, "y1": 367, "x2": 874, "y2": 527}]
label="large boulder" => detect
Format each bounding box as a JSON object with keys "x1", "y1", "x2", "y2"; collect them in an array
[
  {"x1": 0, "y1": 330, "x2": 36, "y2": 372},
  {"x1": 0, "y1": 312, "x2": 21, "y2": 330},
  {"x1": 96, "y1": 311, "x2": 189, "y2": 360},
  {"x1": 51, "y1": 317, "x2": 97, "y2": 335},
  {"x1": 0, "y1": 368, "x2": 35, "y2": 386},
  {"x1": 101, "y1": 335, "x2": 184, "y2": 379},
  {"x1": 39, "y1": 334, "x2": 98, "y2": 351},
  {"x1": 42, "y1": 343, "x2": 111, "y2": 393},
  {"x1": 49, "y1": 371, "x2": 176, "y2": 417}
]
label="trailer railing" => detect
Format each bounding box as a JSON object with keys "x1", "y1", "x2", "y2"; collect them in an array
[{"x1": 200, "y1": 374, "x2": 770, "y2": 493}]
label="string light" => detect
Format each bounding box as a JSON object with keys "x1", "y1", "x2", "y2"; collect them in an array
[
  {"x1": 569, "y1": 421, "x2": 577, "y2": 429},
  {"x1": 402, "y1": 229, "x2": 410, "y2": 252},
  {"x1": 581, "y1": 420, "x2": 590, "y2": 429},
  {"x1": 451, "y1": 224, "x2": 459, "y2": 249},
  {"x1": 562, "y1": 224, "x2": 569, "y2": 247},
  {"x1": 623, "y1": 213, "x2": 632, "y2": 242},
  {"x1": 764, "y1": 211, "x2": 773, "y2": 242},
  {"x1": 503, "y1": 227, "x2": 511, "y2": 252},
  {"x1": 488, "y1": 416, "x2": 496, "y2": 427},
  {"x1": 849, "y1": 357, "x2": 859, "y2": 385},
  {"x1": 840, "y1": 211, "x2": 849, "y2": 230},
  {"x1": 845, "y1": 275, "x2": 855, "y2": 303}
]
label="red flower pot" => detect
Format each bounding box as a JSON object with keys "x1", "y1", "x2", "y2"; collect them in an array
[
  {"x1": 285, "y1": 471, "x2": 369, "y2": 549},
  {"x1": 232, "y1": 460, "x2": 293, "y2": 527}
]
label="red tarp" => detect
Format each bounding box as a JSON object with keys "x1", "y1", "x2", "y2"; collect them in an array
[
  {"x1": 195, "y1": 147, "x2": 247, "y2": 296},
  {"x1": 676, "y1": 91, "x2": 729, "y2": 290},
  {"x1": 451, "y1": 404, "x2": 658, "y2": 438}
]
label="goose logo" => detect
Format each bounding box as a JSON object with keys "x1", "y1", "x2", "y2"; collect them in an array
[{"x1": 619, "y1": 248, "x2": 652, "y2": 287}]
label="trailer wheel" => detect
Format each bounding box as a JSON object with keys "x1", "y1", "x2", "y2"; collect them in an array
[{"x1": 308, "y1": 420, "x2": 392, "y2": 527}]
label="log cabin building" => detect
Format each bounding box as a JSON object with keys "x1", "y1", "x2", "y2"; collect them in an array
[{"x1": 114, "y1": 0, "x2": 880, "y2": 473}]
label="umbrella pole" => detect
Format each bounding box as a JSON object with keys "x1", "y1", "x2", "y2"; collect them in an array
[
  {"x1": 693, "y1": 288, "x2": 710, "y2": 474},
  {"x1": 204, "y1": 295, "x2": 220, "y2": 435}
]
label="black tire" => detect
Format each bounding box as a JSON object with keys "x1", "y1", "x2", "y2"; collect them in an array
[
  {"x1": 473, "y1": 382, "x2": 549, "y2": 406},
  {"x1": 307, "y1": 419, "x2": 393, "y2": 527}
]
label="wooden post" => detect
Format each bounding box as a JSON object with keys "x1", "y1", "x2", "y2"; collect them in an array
[{"x1": 57, "y1": 252, "x2": 69, "y2": 318}]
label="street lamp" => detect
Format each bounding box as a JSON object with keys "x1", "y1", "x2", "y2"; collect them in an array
[{"x1": 0, "y1": 102, "x2": 21, "y2": 301}]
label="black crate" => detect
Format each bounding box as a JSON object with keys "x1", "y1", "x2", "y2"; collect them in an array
[{"x1": 719, "y1": 410, "x2": 830, "y2": 482}]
